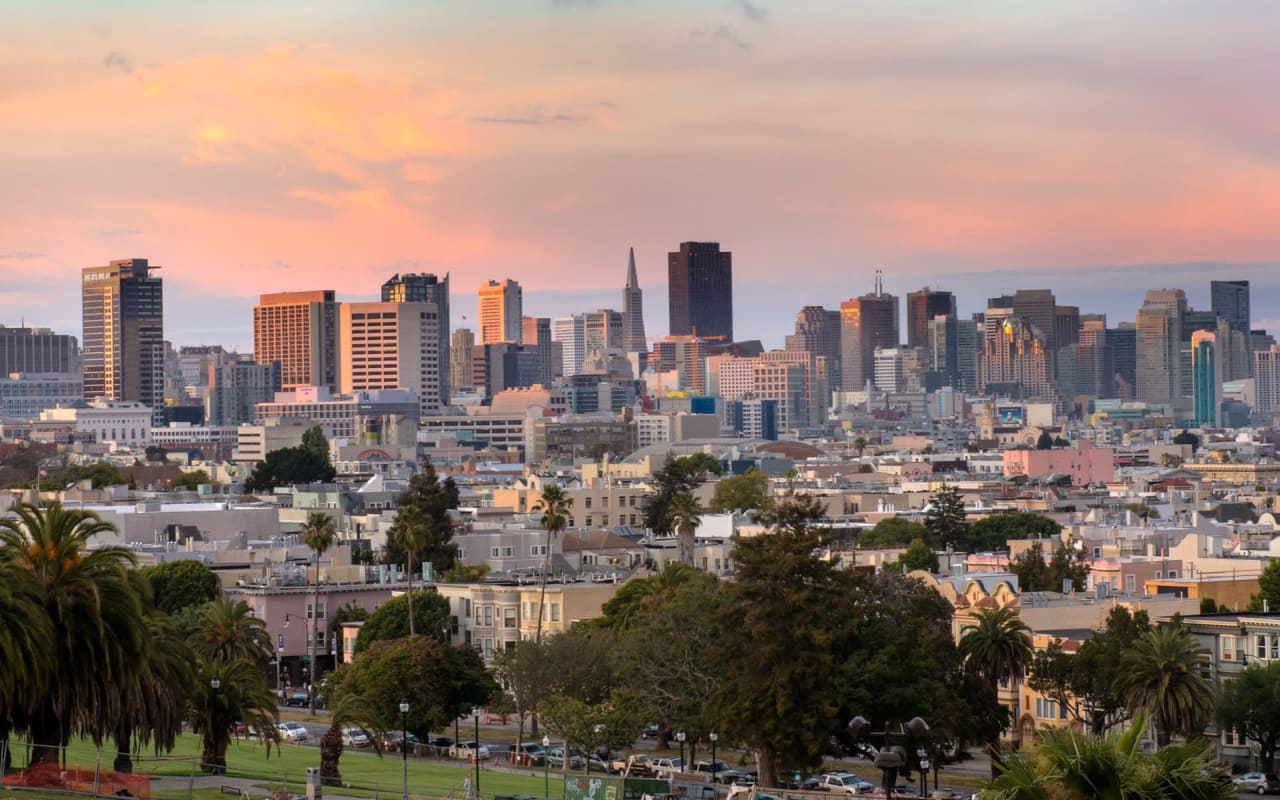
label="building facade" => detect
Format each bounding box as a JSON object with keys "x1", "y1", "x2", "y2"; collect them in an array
[
  {"x1": 478, "y1": 279, "x2": 522, "y2": 344},
  {"x1": 381, "y1": 272, "x2": 451, "y2": 406},
  {"x1": 253, "y1": 290, "x2": 340, "y2": 392},
  {"x1": 0, "y1": 326, "x2": 80, "y2": 375},
  {"x1": 82, "y1": 259, "x2": 164, "y2": 420},
  {"x1": 667, "y1": 241, "x2": 733, "y2": 341},
  {"x1": 339, "y1": 301, "x2": 442, "y2": 417},
  {"x1": 621, "y1": 247, "x2": 648, "y2": 354}
]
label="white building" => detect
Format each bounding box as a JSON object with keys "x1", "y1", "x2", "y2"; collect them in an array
[
  {"x1": 340, "y1": 301, "x2": 442, "y2": 417},
  {"x1": 36, "y1": 400, "x2": 152, "y2": 447},
  {"x1": 0, "y1": 372, "x2": 83, "y2": 423}
]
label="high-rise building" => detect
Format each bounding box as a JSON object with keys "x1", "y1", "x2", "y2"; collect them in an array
[
  {"x1": 522, "y1": 316, "x2": 556, "y2": 386},
  {"x1": 478, "y1": 279, "x2": 522, "y2": 344},
  {"x1": 840, "y1": 273, "x2": 898, "y2": 391},
  {"x1": 339, "y1": 301, "x2": 442, "y2": 416},
  {"x1": 905, "y1": 288, "x2": 956, "y2": 350},
  {"x1": 1191, "y1": 330, "x2": 1220, "y2": 427},
  {"x1": 449, "y1": 328, "x2": 475, "y2": 394},
  {"x1": 1108, "y1": 324, "x2": 1137, "y2": 398},
  {"x1": 1076, "y1": 316, "x2": 1115, "y2": 399},
  {"x1": 785, "y1": 306, "x2": 841, "y2": 391},
  {"x1": 668, "y1": 242, "x2": 733, "y2": 341},
  {"x1": 1135, "y1": 289, "x2": 1187, "y2": 408},
  {"x1": 583, "y1": 309, "x2": 624, "y2": 356},
  {"x1": 0, "y1": 326, "x2": 80, "y2": 375},
  {"x1": 1211, "y1": 280, "x2": 1250, "y2": 336},
  {"x1": 382, "y1": 273, "x2": 450, "y2": 405},
  {"x1": 1055, "y1": 305, "x2": 1080, "y2": 351},
  {"x1": 82, "y1": 258, "x2": 164, "y2": 419},
  {"x1": 205, "y1": 356, "x2": 282, "y2": 426},
  {"x1": 553, "y1": 315, "x2": 585, "y2": 377},
  {"x1": 1012, "y1": 290, "x2": 1057, "y2": 352},
  {"x1": 927, "y1": 315, "x2": 978, "y2": 392},
  {"x1": 978, "y1": 316, "x2": 1055, "y2": 402},
  {"x1": 621, "y1": 248, "x2": 647, "y2": 354},
  {"x1": 1255, "y1": 345, "x2": 1280, "y2": 415},
  {"x1": 253, "y1": 290, "x2": 340, "y2": 392}
]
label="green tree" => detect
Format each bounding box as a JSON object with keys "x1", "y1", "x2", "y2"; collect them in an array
[
  {"x1": 383, "y1": 459, "x2": 460, "y2": 575},
  {"x1": 541, "y1": 690, "x2": 646, "y2": 768},
  {"x1": 924, "y1": 485, "x2": 968, "y2": 551},
  {"x1": 111, "y1": 597, "x2": 195, "y2": 772},
  {"x1": 642, "y1": 456, "x2": 710, "y2": 535},
  {"x1": 243, "y1": 446, "x2": 335, "y2": 493},
  {"x1": 141, "y1": 558, "x2": 220, "y2": 616},
  {"x1": 300, "y1": 511, "x2": 338, "y2": 714},
  {"x1": 1173, "y1": 429, "x2": 1201, "y2": 453},
  {"x1": 593, "y1": 562, "x2": 704, "y2": 633},
  {"x1": 0, "y1": 503, "x2": 147, "y2": 763},
  {"x1": 966, "y1": 512, "x2": 1061, "y2": 552},
  {"x1": 188, "y1": 597, "x2": 273, "y2": 670},
  {"x1": 1058, "y1": 606, "x2": 1150, "y2": 734},
  {"x1": 532, "y1": 483, "x2": 572, "y2": 643},
  {"x1": 301, "y1": 425, "x2": 330, "y2": 461},
  {"x1": 1250, "y1": 558, "x2": 1280, "y2": 612},
  {"x1": 896, "y1": 538, "x2": 940, "y2": 573},
  {"x1": 709, "y1": 468, "x2": 769, "y2": 513},
  {"x1": 330, "y1": 601, "x2": 370, "y2": 665},
  {"x1": 353, "y1": 590, "x2": 450, "y2": 653},
  {"x1": 668, "y1": 491, "x2": 702, "y2": 568},
  {"x1": 1216, "y1": 661, "x2": 1280, "y2": 771},
  {"x1": 984, "y1": 709, "x2": 1233, "y2": 800},
  {"x1": 0, "y1": 553, "x2": 51, "y2": 771},
  {"x1": 172, "y1": 470, "x2": 211, "y2": 490},
  {"x1": 1035, "y1": 431, "x2": 1053, "y2": 450},
  {"x1": 853, "y1": 437, "x2": 867, "y2": 457},
  {"x1": 187, "y1": 658, "x2": 279, "y2": 773},
  {"x1": 859, "y1": 517, "x2": 933, "y2": 549},
  {"x1": 1007, "y1": 542, "x2": 1089, "y2": 592},
  {"x1": 960, "y1": 607, "x2": 1032, "y2": 759},
  {"x1": 1120, "y1": 624, "x2": 1213, "y2": 747},
  {"x1": 493, "y1": 638, "x2": 552, "y2": 751},
  {"x1": 318, "y1": 692, "x2": 385, "y2": 786}
]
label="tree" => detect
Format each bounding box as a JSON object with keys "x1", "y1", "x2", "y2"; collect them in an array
[
  {"x1": 1173, "y1": 429, "x2": 1201, "y2": 453},
  {"x1": 853, "y1": 437, "x2": 867, "y2": 457},
  {"x1": 642, "y1": 456, "x2": 710, "y2": 535},
  {"x1": 1160, "y1": 453, "x2": 1184, "y2": 468},
  {"x1": 966, "y1": 512, "x2": 1061, "y2": 553},
  {"x1": 111, "y1": 597, "x2": 195, "y2": 773},
  {"x1": 859, "y1": 517, "x2": 933, "y2": 549},
  {"x1": 1007, "y1": 542, "x2": 1089, "y2": 593},
  {"x1": 300, "y1": 511, "x2": 338, "y2": 714},
  {"x1": 318, "y1": 692, "x2": 385, "y2": 786},
  {"x1": 532, "y1": 483, "x2": 572, "y2": 643},
  {"x1": 493, "y1": 638, "x2": 553, "y2": 752},
  {"x1": 923, "y1": 485, "x2": 968, "y2": 550},
  {"x1": 985, "y1": 710, "x2": 1234, "y2": 800},
  {"x1": 0, "y1": 503, "x2": 148, "y2": 763},
  {"x1": 709, "y1": 468, "x2": 768, "y2": 513},
  {"x1": 1250, "y1": 558, "x2": 1280, "y2": 612},
  {"x1": 668, "y1": 491, "x2": 702, "y2": 568},
  {"x1": 1216, "y1": 661, "x2": 1280, "y2": 772},
  {"x1": 896, "y1": 538, "x2": 939, "y2": 573},
  {"x1": 383, "y1": 459, "x2": 459, "y2": 575},
  {"x1": 0, "y1": 554, "x2": 50, "y2": 771},
  {"x1": 541, "y1": 690, "x2": 646, "y2": 766},
  {"x1": 353, "y1": 590, "x2": 450, "y2": 653},
  {"x1": 301, "y1": 425, "x2": 330, "y2": 461},
  {"x1": 142, "y1": 558, "x2": 220, "y2": 616},
  {"x1": 1120, "y1": 624, "x2": 1214, "y2": 747},
  {"x1": 188, "y1": 597, "x2": 273, "y2": 670},
  {"x1": 959, "y1": 607, "x2": 1032, "y2": 761},
  {"x1": 187, "y1": 657, "x2": 279, "y2": 773},
  {"x1": 173, "y1": 470, "x2": 211, "y2": 490},
  {"x1": 593, "y1": 562, "x2": 704, "y2": 634},
  {"x1": 1035, "y1": 431, "x2": 1053, "y2": 450},
  {"x1": 330, "y1": 602, "x2": 370, "y2": 665},
  {"x1": 243, "y1": 446, "x2": 335, "y2": 493}
]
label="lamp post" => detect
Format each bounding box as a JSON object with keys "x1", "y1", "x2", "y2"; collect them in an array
[
  {"x1": 676, "y1": 730, "x2": 686, "y2": 773},
  {"x1": 210, "y1": 675, "x2": 222, "y2": 775},
  {"x1": 400, "y1": 698, "x2": 410, "y2": 800},
  {"x1": 541, "y1": 735, "x2": 551, "y2": 800},
  {"x1": 282, "y1": 612, "x2": 302, "y2": 692},
  {"x1": 709, "y1": 731, "x2": 718, "y2": 785},
  {"x1": 848, "y1": 716, "x2": 929, "y2": 799},
  {"x1": 472, "y1": 706, "x2": 482, "y2": 796}
]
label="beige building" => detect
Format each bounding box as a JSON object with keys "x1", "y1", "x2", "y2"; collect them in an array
[
  {"x1": 478, "y1": 279, "x2": 523, "y2": 345},
  {"x1": 340, "y1": 301, "x2": 441, "y2": 417},
  {"x1": 435, "y1": 580, "x2": 619, "y2": 660},
  {"x1": 253, "y1": 290, "x2": 340, "y2": 392},
  {"x1": 491, "y1": 475, "x2": 653, "y2": 529}
]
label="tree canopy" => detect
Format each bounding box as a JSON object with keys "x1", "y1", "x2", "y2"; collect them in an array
[
  {"x1": 859, "y1": 517, "x2": 932, "y2": 549},
  {"x1": 1250, "y1": 558, "x2": 1280, "y2": 612},
  {"x1": 382, "y1": 459, "x2": 459, "y2": 573},
  {"x1": 1007, "y1": 541, "x2": 1089, "y2": 593},
  {"x1": 353, "y1": 590, "x2": 450, "y2": 654},
  {"x1": 923, "y1": 485, "x2": 968, "y2": 551},
  {"x1": 709, "y1": 468, "x2": 768, "y2": 514},
  {"x1": 242, "y1": 444, "x2": 335, "y2": 493},
  {"x1": 1216, "y1": 660, "x2": 1280, "y2": 772},
  {"x1": 141, "y1": 559, "x2": 220, "y2": 616}
]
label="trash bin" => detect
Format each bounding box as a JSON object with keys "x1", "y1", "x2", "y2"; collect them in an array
[{"x1": 306, "y1": 767, "x2": 322, "y2": 800}]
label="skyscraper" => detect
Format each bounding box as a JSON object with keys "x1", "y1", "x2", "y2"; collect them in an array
[
  {"x1": 478, "y1": 279, "x2": 522, "y2": 344},
  {"x1": 382, "y1": 273, "x2": 450, "y2": 406},
  {"x1": 205, "y1": 356, "x2": 281, "y2": 426},
  {"x1": 449, "y1": 328, "x2": 475, "y2": 394},
  {"x1": 839, "y1": 273, "x2": 898, "y2": 391},
  {"x1": 785, "y1": 306, "x2": 842, "y2": 390},
  {"x1": 1135, "y1": 289, "x2": 1187, "y2": 408},
  {"x1": 340, "y1": 301, "x2": 442, "y2": 416},
  {"x1": 253, "y1": 290, "x2": 340, "y2": 392},
  {"x1": 1255, "y1": 345, "x2": 1280, "y2": 415},
  {"x1": 82, "y1": 258, "x2": 164, "y2": 418},
  {"x1": 978, "y1": 316, "x2": 1055, "y2": 402},
  {"x1": 668, "y1": 242, "x2": 733, "y2": 341},
  {"x1": 0, "y1": 326, "x2": 80, "y2": 375},
  {"x1": 553, "y1": 315, "x2": 585, "y2": 377},
  {"x1": 1211, "y1": 280, "x2": 1250, "y2": 335},
  {"x1": 522, "y1": 316, "x2": 556, "y2": 385},
  {"x1": 1191, "y1": 330, "x2": 1220, "y2": 427},
  {"x1": 583, "y1": 309, "x2": 624, "y2": 355},
  {"x1": 905, "y1": 288, "x2": 956, "y2": 350},
  {"x1": 621, "y1": 248, "x2": 647, "y2": 354}
]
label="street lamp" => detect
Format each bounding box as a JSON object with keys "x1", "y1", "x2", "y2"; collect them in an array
[
  {"x1": 676, "y1": 730, "x2": 686, "y2": 773},
  {"x1": 282, "y1": 613, "x2": 303, "y2": 691},
  {"x1": 210, "y1": 675, "x2": 222, "y2": 775},
  {"x1": 709, "y1": 731, "x2": 718, "y2": 785},
  {"x1": 400, "y1": 698, "x2": 410, "y2": 800},
  {"x1": 472, "y1": 706, "x2": 483, "y2": 796},
  {"x1": 848, "y1": 716, "x2": 929, "y2": 798},
  {"x1": 542, "y1": 735, "x2": 551, "y2": 799}
]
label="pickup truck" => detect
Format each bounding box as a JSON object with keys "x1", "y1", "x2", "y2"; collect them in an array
[
  {"x1": 611, "y1": 754, "x2": 654, "y2": 776},
  {"x1": 692, "y1": 760, "x2": 739, "y2": 784},
  {"x1": 653, "y1": 757, "x2": 685, "y2": 777},
  {"x1": 817, "y1": 773, "x2": 875, "y2": 796}
]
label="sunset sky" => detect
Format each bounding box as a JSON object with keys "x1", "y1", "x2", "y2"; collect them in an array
[{"x1": 4, "y1": 1, "x2": 1280, "y2": 349}]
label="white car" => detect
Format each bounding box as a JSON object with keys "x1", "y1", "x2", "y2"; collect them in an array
[
  {"x1": 341, "y1": 727, "x2": 371, "y2": 748},
  {"x1": 819, "y1": 772, "x2": 875, "y2": 795},
  {"x1": 276, "y1": 722, "x2": 309, "y2": 743},
  {"x1": 449, "y1": 741, "x2": 491, "y2": 761}
]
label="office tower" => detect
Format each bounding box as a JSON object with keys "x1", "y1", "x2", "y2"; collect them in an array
[
  {"x1": 1012, "y1": 289, "x2": 1058, "y2": 358},
  {"x1": 840, "y1": 272, "x2": 899, "y2": 391},
  {"x1": 82, "y1": 259, "x2": 164, "y2": 418},
  {"x1": 553, "y1": 315, "x2": 585, "y2": 377},
  {"x1": 1135, "y1": 289, "x2": 1187, "y2": 407},
  {"x1": 206, "y1": 356, "x2": 282, "y2": 426},
  {"x1": 979, "y1": 316, "x2": 1055, "y2": 401},
  {"x1": 668, "y1": 241, "x2": 733, "y2": 341},
  {"x1": 653, "y1": 336, "x2": 708, "y2": 394},
  {"x1": 522, "y1": 316, "x2": 556, "y2": 385},
  {"x1": 477, "y1": 343, "x2": 541, "y2": 398},
  {"x1": 1108, "y1": 324, "x2": 1137, "y2": 397},
  {"x1": 621, "y1": 248, "x2": 647, "y2": 354},
  {"x1": 873, "y1": 348, "x2": 904, "y2": 393},
  {"x1": 583, "y1": 309, "x2": 624, "y2": 356},
  {"x1": 1055, "y1": 306, "x2": 1080, "y2": 351},
  {"x1": 785, "y1": 306, "x2": 842, "y2": 391},
  {"x1": 478, "y1": 279, "x2": 522, "y2": 344},
  {"x1": 717, "y1": 356, "x2": 807, "y2": 430},
  {"x1": 1191, "y1": 330, "x2": 1220, "y2": 427},
  {"x1": 340, "y1": 301, "x2": 442, "y2": 416},
  {"x1": 905, "y1": 288, "x2": 956, "y2": 350},
  {"x1": 1255, "y1": 345, "x2": 1280, "y2": 415},
  {"x1": 927, "y1": 315, "x2": 979, "y2": 392},
  {"x1": 1211, "y1": 280, "x2": 1250, "y2": 336},
  {"x1": 382, "y1": 273, "x2": 450, "y2": 406},
  {"x1": 1076, "y1": 317, "x2": 1116, "y2": 398},
  {"x1": 449, "y1": 328, "x2": 475, "y2": 394},
  {"x1": 0, "y1": 326, "x2": 80, "y2": 374},
  {"x1": 253, "y1": 290, "x2": 340, "y2": 392}
]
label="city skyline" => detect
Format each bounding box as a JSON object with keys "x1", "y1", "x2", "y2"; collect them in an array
[{"x1": 4, "y1": 2, "x2": 1280, "y2": 347}]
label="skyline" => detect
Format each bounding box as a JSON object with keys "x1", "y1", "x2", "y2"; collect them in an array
[{"x1": 5, "y1": 1, "x2": 1280, "y2": 346}]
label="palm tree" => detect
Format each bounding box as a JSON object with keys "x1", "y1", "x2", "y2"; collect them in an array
[
  {"x1": 668, "y1": 492, "x2": 702, "y2": 568},
  {"x1": 388, "y1": 504, "x2": 428, "y2": 637},
  {"x1": 0, "y1": 502, "x2": 147, "y2": 763},
  {"x1": 1119, "y1": 624, "x2": 1213, "y2": 747},
  {"x1": 188, "y1": 597, "x2": 273, "y2": 669},
  {"x1": 985, "y1": 710, "x2": 1233, "y2": 800},
  {"x1": 0, "y1": 557, "x2": 50, "y2": 772},
  {"x1": 959, "y1": 607, "x2": 1032, "y2": 768},
  {"x1": 300, "y1": 512, "x2": 338, "y2": 713},
  {"x1": 532, "y1": 484, "x2": 572, "y2": 644},
  {"x1": 319, "y1": 693, "x2": 386, "y2": 786},
  {"x1": 188, "y1": 658, "x2": 279, "y2": 774}
]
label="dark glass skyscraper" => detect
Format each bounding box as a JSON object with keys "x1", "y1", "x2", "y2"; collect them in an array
[
  {"x1": 668, "y1": 242, "x2": 733, "y2": 342},
  {"x1": 905, "y1": 288, "x2": 955, "y2": 349},
  {"x1": 81, "y1": 258, "x2": 164, "y2": 419},
  {"x1": 382, "y1": 272, "x2": 450, "y2": 405},
  {"x1": 1210, "y1": 280, "x2": 1250, "y2": 335}
]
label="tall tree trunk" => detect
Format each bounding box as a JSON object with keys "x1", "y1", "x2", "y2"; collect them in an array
[
  {"x1": 754, "y1": 745, "x2": 777, "y2": 790},
  {"x1": 28, "y1": 706, "x2": 61, "y2": 765},
  {"x1": 113, "y1": 719, "x2": 134, "y2": 773},
  {"x1": 407, "y1": 556, "x2": 416, "y2": 637},
  {"x1": 535, "y1": 529, "x2": 551, "y2": 644},
  {"x1": 678, "y1": 525, "x2": 695, "y2": 568},
  {"x1": 320, "y1": 725, "x2": 344, "y2": 786}
]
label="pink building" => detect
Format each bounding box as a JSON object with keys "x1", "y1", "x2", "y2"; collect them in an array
[{"x1": 1003, "y1": 441, "x2": 1114, "y2": 485}]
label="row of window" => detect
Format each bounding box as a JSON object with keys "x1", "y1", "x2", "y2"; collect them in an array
[
  {"x1": 490, "y1": 545, "x2": 548, "y2": 558},
  {"x1": 1221, "y1": 633, "x2": 1280, "y2": 662}
]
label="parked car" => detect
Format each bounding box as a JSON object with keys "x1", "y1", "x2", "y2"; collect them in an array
[
  {"x1": 508, "y1": 743, "x2": 545, "y2": 766},
  {"x1": 693, "y1": 760, "x2": 739, "y2": 784},
  {"x1": 611, "y1": 754, "x2": 653, "y2": 775},
  {"x1": 341, "y1": 727, "x2": 371, "y2": 748},
  {"x1": 653, "y1": 757, "x2": 684, "y2": 775},
  {"x1": 284, "y1": 692, "x2": 309, "y2": 708},
  {"x1": 450, "y1": 741, "x2": 491, "y2": 762},
  {"x1": 1235, "y1": 773, "x2": 1280, "y2": 794},
  {"x1": 381, "y1": 733, "x2": 421, "y2": 753},
  {"x1": 641, "y1": 724, "x2": 661, "y2": 740},
  {"x1": 546, "y1": 748, "x2": 586, "y2": 770},
  {"x1": 275, "y1": 722, "x2": 309, "y2": 743},
  {"x1": 732, "y1": 771, "x2": 758, "y2": 787},
  {"x1": 818, "y1": 772, "x2": 875, "y2": 795}
]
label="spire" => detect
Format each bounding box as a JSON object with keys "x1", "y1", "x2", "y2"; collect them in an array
[{"x1": 626, "y1": 247, "x2": 638, "y2": 289}]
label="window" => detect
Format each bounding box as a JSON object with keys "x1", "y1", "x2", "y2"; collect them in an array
[
  {"x1": 484, "y1": 639, "x2": 494, "y2": 658},
  {"x1": 306, "y1": 602, "x2": 326, "y2": 620},
  {"x1": 504, "y1": 640, "x2": 516, "y2": 653},
  {"x1": 1222, "y1": 636, "x2": 1235, "y2": 662},
  {"x1": 584, "y1": 497, "x2": 592, "y2": 509},
  {"x1": 531, "y1": 544, "x2": 547, "y2": 556},
  {"x1": 1258, "y1": 634, "x2": 1268, "y2": 660},
  {"x1": 490, "y1": 547, "x2": 501, "y2": 558},
  {"x1": 1272, "y1": 635, "x2": 1279, "y2": 660},
  {"x1": 504, "y1": 607, "x2": 517, "y2": 628},
  {"x1": 1125, "y1": 574, "x2": 1136, "y2": 593},
  {"x1": 484, "y1": 606, "x2": 493, "y2": 626},
  {"x1": 502, "y1": 546, "x2": 513, "y2": 557},
  {"x1": 550, "y1": 603, "x2": 560, "y2": 623},
  {"x1": 1034, "y1": 698, "x2": 1061, "y2": 720}
]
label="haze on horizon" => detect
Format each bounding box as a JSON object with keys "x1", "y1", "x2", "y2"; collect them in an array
[{"x1": 4, "y1": 0, "x2": 1280, "y2": 348}]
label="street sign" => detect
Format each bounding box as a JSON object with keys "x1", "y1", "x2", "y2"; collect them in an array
[{"x1": 278, "y1": 633, "x2": 285, "y2": 652}]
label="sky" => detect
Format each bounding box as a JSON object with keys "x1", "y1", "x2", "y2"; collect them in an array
[{"x1": 4, "y1": 0, "x2": 1280, "y2": 350}]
